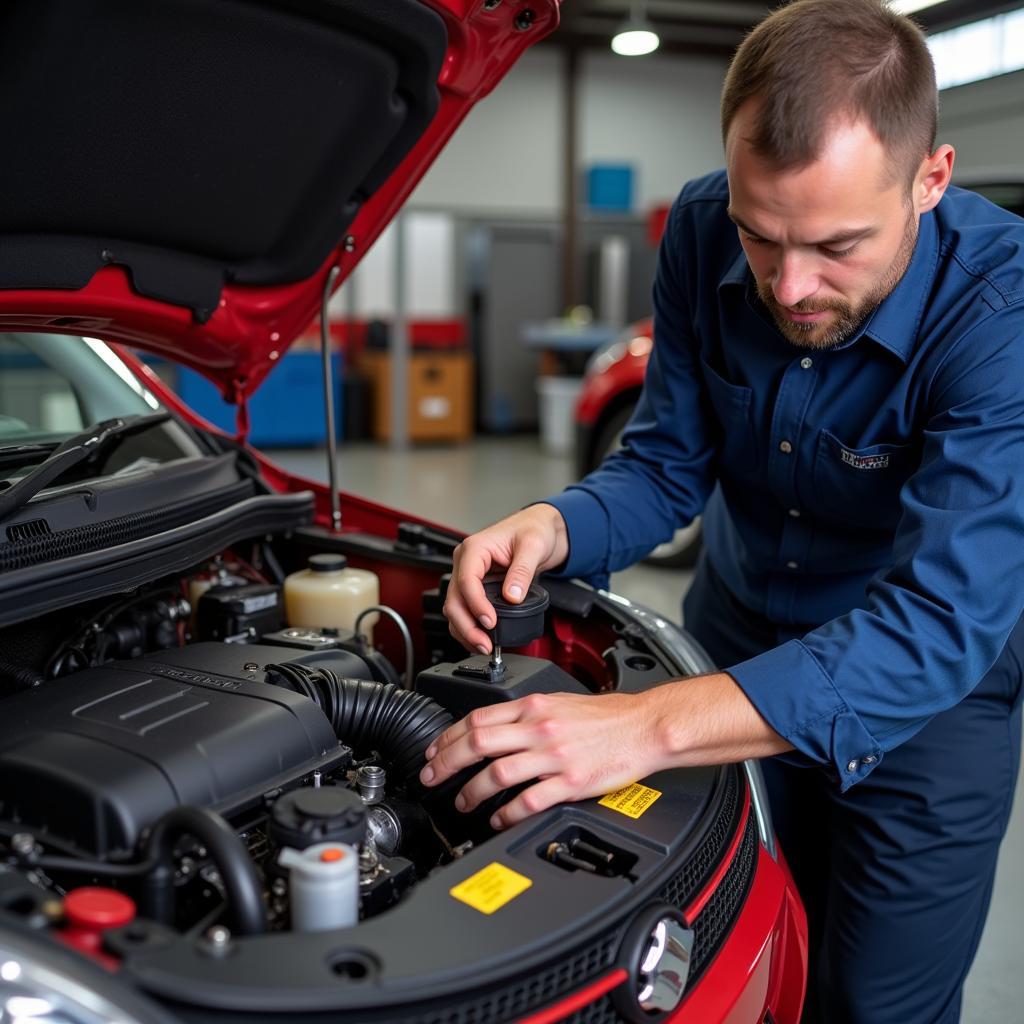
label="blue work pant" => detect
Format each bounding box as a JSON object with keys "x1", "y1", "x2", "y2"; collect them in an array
[{"x1": 682, "y1": 556, "x2": 1023, "y2": 1024}]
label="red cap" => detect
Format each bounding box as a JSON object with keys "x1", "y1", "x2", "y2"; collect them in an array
[{"x1": 64, "y1": 887, "x2": 136, "y2": 930}]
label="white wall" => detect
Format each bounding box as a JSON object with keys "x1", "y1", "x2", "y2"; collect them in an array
[
  {"x1": 578, "y1": 51, "x2": 728, "y2": 209},
  {"x1": 328, "y1": 212, "x2": 457, "y2": 320},
  {"x1": 937, "y1": 69, "x2": 1024, "y2": 177},
  {"x1": 409, "y1": 47, "x2": 730, "y2": 217},
  {"x1": 409, "y1": 48, "x2": 565, "y2": 217}
]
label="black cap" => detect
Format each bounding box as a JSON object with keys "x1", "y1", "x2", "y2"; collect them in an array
[
  {"x1": 270, "y1": 786, "x2": 367, "y2": 850},
  {"x1": 482, "y1": 579, "x2": 549, "y2": 648},
  {"x1": 309, "y1": 553, "x2": 347, "y2": 573}
]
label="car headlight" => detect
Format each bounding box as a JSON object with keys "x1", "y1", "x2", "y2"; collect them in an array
[{"x1": 0, "y1": 929, "x2": 172, "y2": 1024}]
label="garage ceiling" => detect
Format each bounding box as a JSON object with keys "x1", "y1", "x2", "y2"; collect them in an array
[{"x1": 544, "y1": 0, "x2": 1024, "y2": 58}]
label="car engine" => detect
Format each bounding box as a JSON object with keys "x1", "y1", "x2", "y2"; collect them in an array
[{"x1": 0, "y1": 556, "x2": 599, "y2": 943}]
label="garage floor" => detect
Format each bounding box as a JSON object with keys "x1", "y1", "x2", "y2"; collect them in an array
[{"x1": 276, "y1": 436, "x2": 1022, "y2": 1022}]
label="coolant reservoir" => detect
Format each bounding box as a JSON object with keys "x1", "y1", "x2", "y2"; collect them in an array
[
  {"x1": 284, "y1": 553, "x2": 379, "y2": 641},
  {"x1": 278, "y1": 841, "x2": 359, "y2": 931}
]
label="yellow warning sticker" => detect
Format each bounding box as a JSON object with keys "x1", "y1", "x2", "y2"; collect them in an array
[
  {"x1": 449, "y1": 862, "x2": 533, "y2": 915},
  {"x1": 598, "y1": 782, "x2": 662, "y2": 818}
]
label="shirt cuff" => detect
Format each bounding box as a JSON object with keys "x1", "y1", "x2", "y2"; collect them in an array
[
  {"x1": 540, "y1": 486, "x2": 611, "y2": 580},
  {"x1": 727, "y1": 638, "x2": 882, "y2": 791}
]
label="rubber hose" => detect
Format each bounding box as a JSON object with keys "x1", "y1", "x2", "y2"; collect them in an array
[
  {"x1": 0, "y1": 659, "x2": 43, "y2": 693},
  {"x1": 331, "y1": 678, "x2": 454, "y2": 784},
  {"x1": 268, "y1": 666, "x2": 453, "y2": 787},
  {"x1": 141, "y1": 806, "x2": 266, "y2": 935}
]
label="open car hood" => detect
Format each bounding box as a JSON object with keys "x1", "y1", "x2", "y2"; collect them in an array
[{"x1": 0, "y1": 0, "x2": 558, "y2": 400}]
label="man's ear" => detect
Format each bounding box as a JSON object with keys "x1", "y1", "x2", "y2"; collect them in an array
[{"x1": 916, "y1": 144, "x2": 955, "y2": 214}]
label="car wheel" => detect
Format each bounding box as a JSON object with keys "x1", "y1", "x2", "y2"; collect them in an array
[{"x1": 590, "y1": 404, "x2": 703, "y2": 569}]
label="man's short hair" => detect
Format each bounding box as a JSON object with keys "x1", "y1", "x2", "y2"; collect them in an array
[{"x1": 721, "y1": 0, "x2": 938, "y2": 186}]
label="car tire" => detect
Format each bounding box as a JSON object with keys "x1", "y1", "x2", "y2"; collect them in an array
[{"x1": 590, "y1": 404, "x2": 703, "y2": 569}]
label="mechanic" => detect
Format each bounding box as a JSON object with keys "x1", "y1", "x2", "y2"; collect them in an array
[{"x1": 421, "y1": 1, "x2": 1024, "y2": 1020}]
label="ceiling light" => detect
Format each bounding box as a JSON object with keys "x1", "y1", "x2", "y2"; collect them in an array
[{"x1": 611, "y1": 1, "x2": 660, "y2": 56}]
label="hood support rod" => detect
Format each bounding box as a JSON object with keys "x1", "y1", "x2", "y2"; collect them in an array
[{"x1": 321, "y1": 265, "x2": 342, "y2": 532}]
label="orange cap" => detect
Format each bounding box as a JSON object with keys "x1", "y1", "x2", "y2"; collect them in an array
[{"x1": 320, "y1": 848, "x2": 345, "y2": 863}]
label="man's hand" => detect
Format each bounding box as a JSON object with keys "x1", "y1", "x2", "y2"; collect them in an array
[
  {"x1": 420, "y1": 689, "x2": 668, "y2": 829},
  {"x1": 419, "y1": 673, "x2": 792, "y2": 830},
  {"x1": 445, "y1": 504, "x2": 569, "y2": 654}
]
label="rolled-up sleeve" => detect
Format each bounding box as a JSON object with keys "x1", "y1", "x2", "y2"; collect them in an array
[{"x1": 729, "y1": 311, "x2": 1024, "y2": 790}]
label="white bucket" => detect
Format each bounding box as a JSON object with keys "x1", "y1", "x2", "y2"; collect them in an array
[{"x1": 536, "y1": 375, "x2": 584, "y2": 455}]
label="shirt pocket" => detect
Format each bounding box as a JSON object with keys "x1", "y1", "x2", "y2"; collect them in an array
[
  {"x1": 811, "y1": 429, "x2": 919, "y2": 529},
  {"x1": 698, "y1": 355, "x2": 757, "y2": 473}
]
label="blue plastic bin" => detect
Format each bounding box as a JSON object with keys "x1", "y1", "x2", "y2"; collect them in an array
[{"x1": 176, "y1": 352, "x2": 343, "y2": 447}]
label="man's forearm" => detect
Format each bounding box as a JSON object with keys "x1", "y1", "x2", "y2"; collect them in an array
[{"x1": 646, "y1": 672, "x2": 793, "y2": 768}]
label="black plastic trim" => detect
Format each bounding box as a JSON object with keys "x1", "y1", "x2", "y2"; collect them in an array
[{"x1": 0, "y1": 491, "x2": 314, "y2": 627}]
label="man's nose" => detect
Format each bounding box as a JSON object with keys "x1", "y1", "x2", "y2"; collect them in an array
[{"x1": 772, "y1": 252, "x2": 819, "y2": 308}]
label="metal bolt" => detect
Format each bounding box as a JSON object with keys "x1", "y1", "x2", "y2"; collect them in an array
[
  {"x1": 357, "y1": 765, "x2": 386, "y2": 805},
  {"x1": 514, "y1": 8, "x2": 536, "y2": 30},
  {"x1": 206, "y1": 925, "x2": 231, "y2": 948},
  {"x1": 271, "y1": 878, "x2": 288, "y2": 897},
  {"x1": 343, "y1": 235, "x2": 356, "y2": 252},
  {"x1": 100, "y1": 249, "x2": 115, "y2": 263},
  {"x1": 243, "y1": 662, "x2": 259, "y2": 672},
  {"x1": 11, "y1": 833, "x2": 35, "y2": 857},
  {"x1": 359, "y1": 838, "x2": 382, "y2": 883}
]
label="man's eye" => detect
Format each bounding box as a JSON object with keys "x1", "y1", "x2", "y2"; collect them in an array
[
  {"x1": 821, "y1": 243, "x2": 859, "y2": 259},
  {"x1": 743, "y1": 233, "x2": 768, "y2": 246}
]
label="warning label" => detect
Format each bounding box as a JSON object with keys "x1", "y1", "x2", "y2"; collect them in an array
[
  {"x1": 449, "y1": 862, "x2": 533, "y2": 915},
  {"x1": 598, "y1": 782, "x2": 662, "y2": 818}
]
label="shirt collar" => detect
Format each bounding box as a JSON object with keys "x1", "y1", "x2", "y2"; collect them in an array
[
  {"x1": 858, "y1": 208, "x2": 938, "y2": 362},
  {"x1": 716, "y1": 207, "x2": 940, "y2": 364}
]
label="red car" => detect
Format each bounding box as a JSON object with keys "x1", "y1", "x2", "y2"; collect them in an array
[{"x1": 0, "y1": 2, "x2": 806, "y2": 1022}]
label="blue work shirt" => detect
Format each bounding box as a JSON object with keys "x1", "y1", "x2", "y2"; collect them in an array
[{"x1": 547, "y1": 169, "x2": 1024, "y2": 790}]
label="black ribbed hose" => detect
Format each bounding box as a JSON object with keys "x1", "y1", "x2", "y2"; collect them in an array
[
  {"x1": 266, "y1": 664, "x2": 454, "y2": 787},
  {"x1": 0, "y1": 659, "x2": 43, "y2": 693}
]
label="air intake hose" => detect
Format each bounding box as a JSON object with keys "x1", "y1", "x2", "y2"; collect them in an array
[{"x1": 266, "y1": 664, "x2": 454, "y2": 787}]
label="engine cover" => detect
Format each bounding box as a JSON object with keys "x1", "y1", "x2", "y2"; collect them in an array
[{"x1": 0, "y1": 643, "x2": 373, "y2": 855}]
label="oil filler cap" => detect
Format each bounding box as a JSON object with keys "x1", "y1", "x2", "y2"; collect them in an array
[{"x1": 483, "y1": 579, "x2": 549, "y2": 648}]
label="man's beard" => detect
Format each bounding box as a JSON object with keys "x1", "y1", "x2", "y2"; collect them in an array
[{"x1": 756, "y1": 211, "x2": 918, "y2": 349}]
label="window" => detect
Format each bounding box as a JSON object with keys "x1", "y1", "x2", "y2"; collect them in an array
[{"x1": 928, "y1": 8, "x2": 1024, "y2": 90}]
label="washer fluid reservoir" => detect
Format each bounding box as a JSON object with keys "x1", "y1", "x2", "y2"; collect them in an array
[{"x1": 284, "y1": 553, "x2": 379, "y2": 641}]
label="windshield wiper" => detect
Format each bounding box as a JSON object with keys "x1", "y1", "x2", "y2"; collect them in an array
[
  {"x1": 0, "y1": 412, "x2": 171, "y2": 524},
  {"x1": 0, "y1": 444, "x2": 60, "y2": 471}
]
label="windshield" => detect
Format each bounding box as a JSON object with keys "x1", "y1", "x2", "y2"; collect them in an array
[{"x1": 0, "y1": 334, "x2": 204, "y2": 481}]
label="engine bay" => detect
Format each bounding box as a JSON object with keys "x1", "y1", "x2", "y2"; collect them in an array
[{"x1": 0, "y1": 526, "x2": 737, "y2": 1018}]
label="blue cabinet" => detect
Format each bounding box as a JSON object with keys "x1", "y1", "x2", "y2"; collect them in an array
[{"x1": 176, "y1": 352, "x2": 343, "y2": 447}]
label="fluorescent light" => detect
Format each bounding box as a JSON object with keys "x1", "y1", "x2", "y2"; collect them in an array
[
  {"x1": 891, "y1": 0, "x2": 950, "y2": 13},
  {"x1": 611, "y1": 27, "x2": 660, "y2": 55}
]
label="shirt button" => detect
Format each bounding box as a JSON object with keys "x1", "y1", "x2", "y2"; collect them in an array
[
  {"x1": 846, "y1": 759, "x2": 859, "y2": 773},
  {"x1": 786, "y1": 560, "x2": 799, "y2": 570},
  {"x1": 800, "y1": 357, "x2": 813, "y2": 369},
  {"x1": 788, "y1": 508, "x2": 801, "y2": 518},
  {"x1": 779, "y1": 440, "x2": 793, "y2": 454}
]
